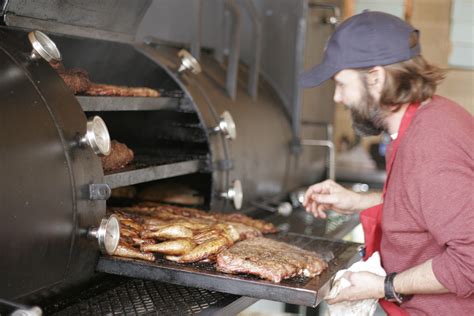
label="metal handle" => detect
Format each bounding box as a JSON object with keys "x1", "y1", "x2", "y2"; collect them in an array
[
  {"x1": 80, "y1": 116, "x2": 111, "y2": 156},
  {"x1": 301, "y1": 122, "x2": 335, "y2": 180},
  {"x1": 212, "y1": 111, "x2": 237, "y2": 140},
  {"x1": 220, "y1": 179, "x2": 243, "y2": 210},
  {"x1": 28, "y1": 30, "x2": 62, "y2": 62},
  {"x1": 87, "y1": 215, "x2": 120, "y2": 255},
  {"x1": 301, "y1": 139, "x2": 335, "y2": 180},
  {"x1": 177, "y1": 49, "x2": 202, "y2": 75}
]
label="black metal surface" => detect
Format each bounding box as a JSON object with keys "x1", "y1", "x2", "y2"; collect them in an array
[
  {"x1": 77, "y1": 96, "x2": 181, "y2": 112},
  {"x1": 41, "y1": 276, "x2": 252, "y2": 316},
  {"x1": 104, "y1": 159, "x2": 203, "y2": 189},
  {"x1": 0, "y1": 28, "x2": 104, "y2": 301},
  {"x1": 96, "y1": 233, "x2": 360, "y2": 307}
]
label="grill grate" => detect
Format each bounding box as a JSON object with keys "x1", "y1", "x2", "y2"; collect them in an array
[{"x1": 43, "y1": 276, "x2": 239, "y2": 316}]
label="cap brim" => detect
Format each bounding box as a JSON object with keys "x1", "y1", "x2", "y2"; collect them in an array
[{"x1": 299, "y1": 62, "x2": 340, "y2": 88}]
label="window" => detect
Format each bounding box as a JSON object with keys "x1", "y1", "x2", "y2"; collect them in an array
[{"x1": 449, "y1": 0, "x2": 474, "y2": 69}]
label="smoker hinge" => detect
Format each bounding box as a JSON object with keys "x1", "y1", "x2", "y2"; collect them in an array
[
  {"x1": 213, "y1": 159, "x2": 234, "y2": 171},
  {"x1": 89, "y1": 184, "x2": 111, "y2": 201}
]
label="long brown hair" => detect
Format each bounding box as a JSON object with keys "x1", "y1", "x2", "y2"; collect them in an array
[{"x1": 379, "y1": 55, "x2": 446, "y2": 107}]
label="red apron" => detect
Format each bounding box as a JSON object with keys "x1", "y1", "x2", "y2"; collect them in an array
[{"x1": 360, "y1": 103, "x2": 420, "y2": 316}]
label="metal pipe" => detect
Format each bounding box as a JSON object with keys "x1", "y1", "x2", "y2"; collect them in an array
[
  {"x1": 191, "y1": 0, "x2": 203, "y2": 60},
  {"x1": 291, "y1": 3, "x2": 308, "y2": 153},
  {"x1": 224, "y1": 0, "x2": 241, "y2": 100},
  {"x1": 241, "y1": 0, "x2": 261, "y2": 98},
  {"x1": 301, "y1": 138, "x2": 335, "y2": 181}
]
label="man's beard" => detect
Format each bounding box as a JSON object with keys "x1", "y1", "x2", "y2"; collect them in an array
[{"x1": 349, "y1": 82, "x2": 387, "y2": 136}]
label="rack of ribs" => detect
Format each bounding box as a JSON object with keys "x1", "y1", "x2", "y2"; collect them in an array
[{"x1": 216, "y1": 237, "x2": 328, "y2": 283}]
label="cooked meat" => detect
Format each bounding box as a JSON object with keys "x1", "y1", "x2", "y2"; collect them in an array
[
  {"x1": 49, "y1": 61, "x2": 91, "y2": 93},
  {"x1": 138, "y1": 183, "x2": 204, "y2": 205},
  {"x1": 120, "y1": 226, "x2": 139, "y2": 238},
  {"x1": 49, "y1": 60, "x2": 64, "y2": 71},
  {"x1": 165, "y1": 236, "x2": 231, "y2": 263},
  {"x1": 141, "y1": 239, "x2": 196, "y2": 255},
  {"x1": 111, "y1": 186, "x2": 137, "y2": 200},
  {"x1": 122, "y1": 203, "x2": 278, "y2": 235},
  {"x1": 101, "y1": 140, "x2": 134, "y2": 171},
  {"x1": 216, "y1": 237, "x2": 328, "y2": 283},
  {"x1": 85, "y1": 83, "x2": 160, "y2": 97},
  {"x1": 58, "y1": 70, "x2": 91, "y2": 94},
  {"x1": 227, "y1": 222, "x2": 262, "y2": 240},
  {"x1": 122, "y1": 236, "x2": 155, "y2": 247},
  {"x1": 144, "y1": 218, "x2": 210, "y2": 231},
  {"x1": 212, "y1": 213, "x2": 278, "y2": 234},
  {"x1": 192, "y1": 224, "x2": 239, "y2": 245},
  {"x1": 141, "y1": 224, "x2": 194, "y2": 240},
  {"x1": 113, "y1": 242, "x2": 155, "y2": 262},
  {"x1": 119, "y1": 218, "x2": 142, "y2": 231},
  {"x1": 49, "y1": 61, "x2": 159, "y2": 97},
  {"x1": 109, "y1": 205, "x2": 277, "y2": 264}
]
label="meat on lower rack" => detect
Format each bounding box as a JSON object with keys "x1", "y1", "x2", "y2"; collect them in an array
[{"x1": 85, "y1": 83, "x2": 160, "y2": 97}]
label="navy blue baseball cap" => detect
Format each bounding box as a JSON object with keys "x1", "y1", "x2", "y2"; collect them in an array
[{"x1": 300, "y1": 11, "x2": 420, "y2": 88}]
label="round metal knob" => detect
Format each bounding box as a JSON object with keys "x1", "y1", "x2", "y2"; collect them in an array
[
  {"x1": 11, "y1": 307, "x2": 42, "y2": 316},
  {"x1": 177, "y1": 49, "x2": 202, "y2": 74},
  {"x1": 81, "y1": 116, "x2": 111, "y2": 156},
  {"x1": 213, "y1": 111, "x2": 237, "y2": 140},
  {"x1": 88, "y1": 215, "x2": 120, "y2": 255},
  {"x1": 221, "y1": 180, "x2": 243, "y2": 210},
  {"x1": 276, "y1": 202, "x2": 293, "y2": 216},
  {"x1": 28, "y1": 30, "x2": 62, "y2": 62}
]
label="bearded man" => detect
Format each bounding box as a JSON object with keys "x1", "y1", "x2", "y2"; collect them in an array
[{"x1": 299, "y1": 11, "x2": 473, "y2": 315}]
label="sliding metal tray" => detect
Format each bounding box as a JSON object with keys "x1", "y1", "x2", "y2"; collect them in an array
[
  {"x1": 104, "y1": 158, "x2": 203, "y2": 189},
  {"x1": 96, "y1": 233, "x2": 360, "y2": 307},
  {"x1": 77, "y1": 96, "x2": 181, "y2": 112}
]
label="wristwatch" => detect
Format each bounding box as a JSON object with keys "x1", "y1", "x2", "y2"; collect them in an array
[{"x1": 384, "y1": 272, "x2": 405, "y2": 304}]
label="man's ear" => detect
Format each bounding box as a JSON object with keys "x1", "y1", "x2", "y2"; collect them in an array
[{"x1": 367, "y1": 66, "x2": 386, "y2": 96}]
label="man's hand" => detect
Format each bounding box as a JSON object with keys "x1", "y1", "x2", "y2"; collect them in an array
[
  {"x1": 326, "y1": 271, "x2": 385, "y2": 304},
  {"x1": 303, "y1": 180, "x2": 362, "y2": 218}
]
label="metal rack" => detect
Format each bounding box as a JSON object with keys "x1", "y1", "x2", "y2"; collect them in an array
[
  {"x1": 77, "y1": 96, "x2": 181, "y2": 112},
  {"x1": 42, "y1": 276, "x2": 257, "y2": 316},
  {"x1": 96, "y1": 233, "x2": 360, "y2": 307},
  {"x1": 104, "y1": 159, "x2": 203, "y2": 189}
]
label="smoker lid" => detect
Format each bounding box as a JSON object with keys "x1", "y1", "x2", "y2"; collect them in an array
[{"x1": 2, "y1": 0, "x2": 152, "y2": 43}]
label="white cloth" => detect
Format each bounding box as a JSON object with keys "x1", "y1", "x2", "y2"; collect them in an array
[{"x1": 326, "y1": 251, "x2": 386, "y2": 316}]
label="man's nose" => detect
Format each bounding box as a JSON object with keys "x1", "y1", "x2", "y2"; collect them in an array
[{"x1": 333, "y1": 89, "x2": 341, "y2": 103}]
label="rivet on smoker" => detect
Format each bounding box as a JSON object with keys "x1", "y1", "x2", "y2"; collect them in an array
[
  {"x1": 177, "y1": 49, "x2": 202, "y2": 75},
  {"x1": 210, "y1": 111, "x2": 237, "y2": 140}
]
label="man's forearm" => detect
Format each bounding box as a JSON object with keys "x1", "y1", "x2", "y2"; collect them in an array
[
  {"x1": 354, "y1": 191, "x2": 383, "y2": 211},
  {"x1": 394, "y1": 259, "x2": 449, "y2": 295}
]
